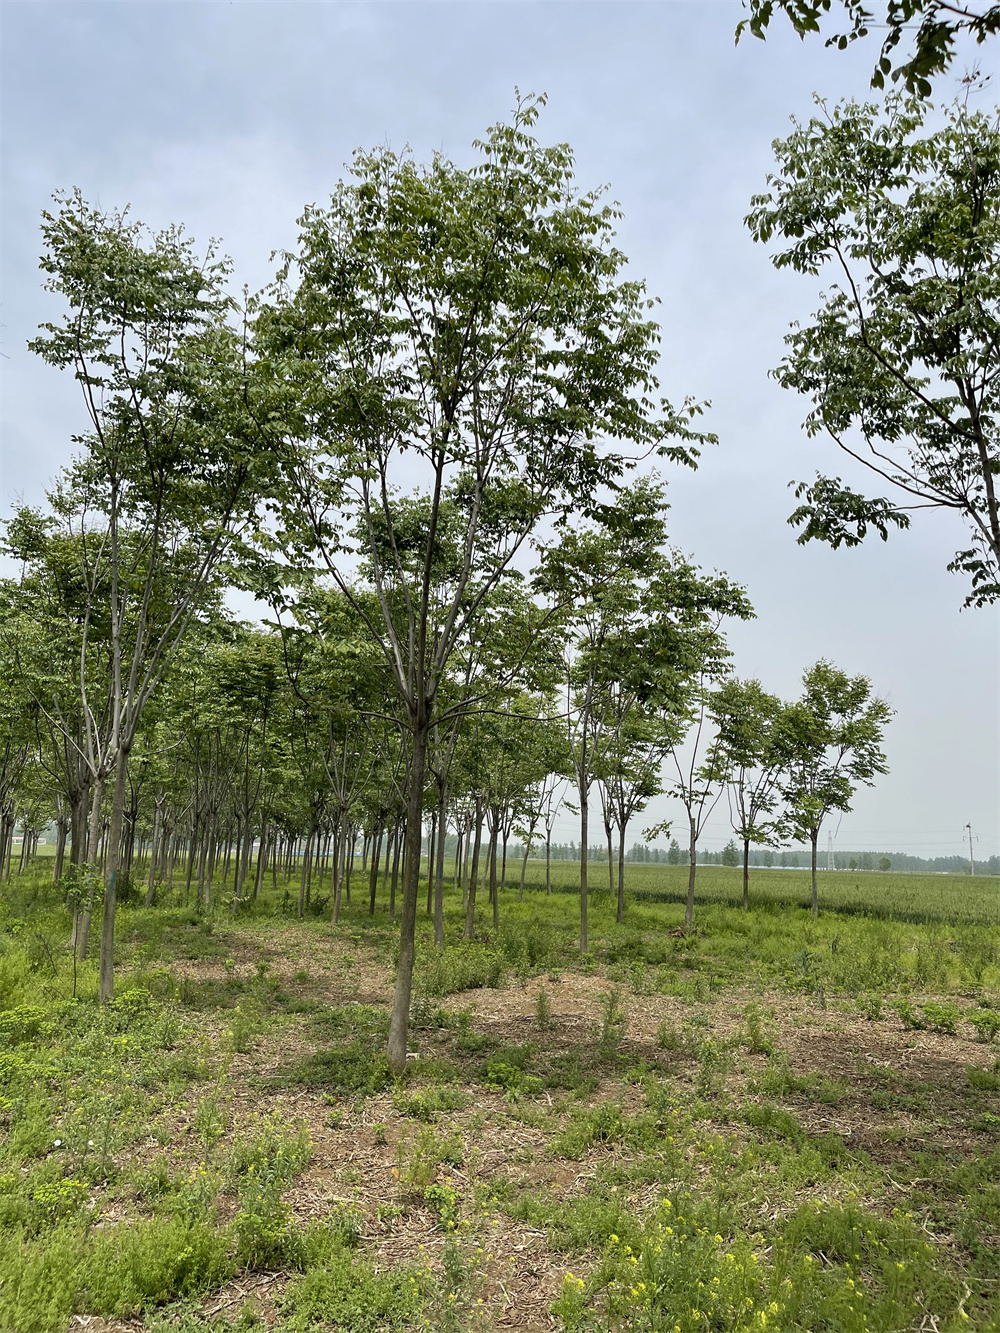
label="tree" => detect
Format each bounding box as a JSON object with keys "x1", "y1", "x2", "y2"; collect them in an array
[
  {"x1": 778, "y1": 660, "x2": 892, "y2": 916},
  {"x1": 27, "y1": 192, "x2": 267, "y2": 999},
  {"x1": 256, "y1": 98, "x2": 706, "y2": 1073},
  {"x1": 736, "y1": 0, "x2": 1000, "y2": 98},
  {"x1": 721, "y1": 839, "x2": 740, "y2": 867},
  {"x1": 598, "y1": 703, "x2": 665, "y2": 923},
  {"x1": 747, "y1": 97, "x2": 1000, "y2": 607},
  {"x1": 666, "y1": 838, "x2": 681, "y2": 864},
  {"x1": 537, "y1": 481, "x2": 746, "y2": 949},
  {"x1": 711, "y1": 677, "x2": 788, "y2": 909}
]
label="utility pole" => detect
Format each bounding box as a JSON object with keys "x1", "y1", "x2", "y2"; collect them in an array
[
  {"x1": 827, "y1": 829, "x2": 835, "y2": 872},
  {"x1": 965, "y1": 823, "x2": 975, "y2": 876}
]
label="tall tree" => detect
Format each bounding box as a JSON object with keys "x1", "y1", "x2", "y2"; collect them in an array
[
  {"x1": 711, "y1": 678, "x2": 788, "y2": 909},
  {"x1": 257, "y1": 98, "x2": 706, "y2": 1073},
  {"x1": 27, "y1": 191, "x2": 269, "y2": 999},
  {"x1": 598, "y1": 703, "x2": 666, "y2": 924},
  {"x1": 748, "y1": 97, "x2": 1000, "y2": 607},
  {"x1": 736, "y1": 0, "x2": 1000, "y2": 98},
  {"x1": 779, "y1": 660, "x2": 892, "y2": 916}
]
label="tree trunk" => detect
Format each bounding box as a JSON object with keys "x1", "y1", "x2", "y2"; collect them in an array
[
  {"x1": 53, "y1": 809, "x2": 68, "y2": 884},
  {"x1": 77, "y1": 776, "x2": 106, "y2": 960},
  {"x1": 345, "y1": 826, "x2": 354, "y2": 904},
  {"x1": 605, "y1": 811, "x2": 615, "y2": 897},
  {"x1": 145, "y1": 795, "x2": 163, "y2": 908},
  {"x1": 519, "y1": 844, "x2": 529, "y2": 902},
  {"x1": 685, "y1": 815, "x2": 697, "y2": 931},
  {"x1": 426, "y1": 811, "x2": 437, "y2": 916},
  {"x1": 461, "y1": 818, "x2": 472, "y2": 907},
  {"x1": 434, "y1": 787, "x2": 447, "y2": 948},
  {"x1": 743, "y1": 837, "x2": 751, "y2": 911},
  {"x1": 368, "y1": 823, "x2": 383, "y2": 915},
  {"x1": 387, "y1": 724, "x2": 428, "y2": 1076},
  {"x1": 381, "y1": 823, "x2": 393, "y2": 904},
  {"x1": 546, "y1": 830, "x2": 552, "y2": 897},
  {"x1": 463, "y1": 800, "x2": 484, "y2": 940},
  {"x1": 617, "y1": 830, "x2": 626, "y2": 925},
  {"x1": 298, "y1": 832, "x2": 312, "y2": 919},
  {"x1": 488, "y1": 813, "x2": 499, "y2": 930},
  {"x1": 579, "y1": 782, "x2": 589, "y2": 953},
  {"x1": 253, "y1": 823, "x2": 269, "y2": 900},
  {"x1": 99, "y1": 744, "x2": 132, "y2": 1002},
  {"x1": 389, "y1": 819, "x2": 402, "y2": 923},
  {"x1": 811, "y1": 829, "x2": 819, "y2": 917},
  {"x1": 453, "y1": 824, "x2": 463, "y2": 901}
]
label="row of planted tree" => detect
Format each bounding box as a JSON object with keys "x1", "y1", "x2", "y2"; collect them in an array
[{"x1": 0, "y1": 98, "x2": 891, "y2": 1071}]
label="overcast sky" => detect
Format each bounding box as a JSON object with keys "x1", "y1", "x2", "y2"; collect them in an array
[{"x1": 2, "y1": 1, "x2": 998, "y2": 860}]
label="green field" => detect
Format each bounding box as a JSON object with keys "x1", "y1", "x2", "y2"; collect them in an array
[
  {"x1": 1, "y1": 861, "x2": 999, "y2": 1332},
  {"x1": 518, "y1": 859, "x2": 1000, "y2": 926}
]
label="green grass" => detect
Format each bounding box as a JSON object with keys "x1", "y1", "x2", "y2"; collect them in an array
[
  {"x1": 517, "y1": 857, "x2": 1000, "y2": 926},
  {"x1": 2, "y1": 857, "x2": 1000, "y2": 1331}
]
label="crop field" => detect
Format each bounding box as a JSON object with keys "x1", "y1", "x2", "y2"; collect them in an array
[{"x1": 1, "y1": 863, "x2": 999, "y2": 1333}]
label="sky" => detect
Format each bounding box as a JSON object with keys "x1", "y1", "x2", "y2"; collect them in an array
[{"x1": 2, "y1": 0, "x2": 999, "y2": 862}]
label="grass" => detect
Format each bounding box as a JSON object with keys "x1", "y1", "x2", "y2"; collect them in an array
[{"x1": 0, "y1": 857, "x2": 999, "y2": 1331}]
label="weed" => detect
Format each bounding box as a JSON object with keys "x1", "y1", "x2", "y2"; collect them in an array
[
  {"x1": 968, "y1": 1009, "x2": 1000, "y2": 1043},
  {"x1": 536, "y1": 988, "x2": 553, "y2": 1031},
  {"x1": 595, "y1": 987, "x2": 627, "y2": 1062},
  {"x1": 694, "y1": 1038, "x2": 734, "y2": 1098},
  {"x1": 424, "y1": 1181, "x2": 461, "y2": 1231},
  {"x1": 395, "y1": 1126, "x2": 464, "y2": 1197},
  {"x1": 736, "y1": 1002, "x2": 775, "y2": 1054},
  {"x1": 749, "y1": 1052, "x2": 848, "y2": 1106},
  {"x1": 968, "y1": 1065, "x2": 1000, "y2": 1092},
  {"x1": 856, "y1": 991, "x2": 884, "y2": 1021},
  {"x1": 393, "y1": 1087, "x2": 467, "y2": 1121},
  {"x1": 921, "y1": 1001, "x2": 961, "y2": 1034},
  {"x1": 276, "y1": 1040, "x2": 394, "y2": 1096},
  {"x1": 655, "y1": 1022, "x2": 699, "y2": 1058},
  {"x1": 223, "y1": 1003, "x2": 262, "y2": 1054},
  {"x1": 277, "y1": 1228, "x2": 424, "y2": 1332}
]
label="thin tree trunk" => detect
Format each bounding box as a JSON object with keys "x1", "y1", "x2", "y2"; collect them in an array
[
  {"x1": 579, "y1": 779, "x2": 589, "y2": 954},
  {"x1": 743, "y1": 837, "x2": 751, "y2": 911},
  {"x1": 99, "y1": 743, "x2": 132, "y2": 1002},
  {"x1": 463, "y1": 801, "x2": 484, "y2": 940},
  {"x1": 453, "y1": 824, "x2": 463, "y2": 900},
  {"x1": 253, "y1": 823, "x2": 268, "y2": 900},
  {"x1": 685, "y1": 815, "x2": 697, "y2": 930},
  {"x1": 605, "y1": 811, "x2": 615, "y2": 896},
  {"x1": 185, "y1": 823, "x2": 198, "y2": 904},
  {"x1": 381, "y1": 823, "x2": 393, "y2": 904},
  {"x1": 299, "y1": 832, "x2": 312, "y2": 919},
  {"x1": 488, "y1": 813, "x2": 500, "y2": 930},
  {"x1": 461, "y1": 818, "x2": 472, "y2": 907},
  {"x1": 53, "y1": 810, "x2": 68, "y2": 884},
  {"x1": 77, "y1": 776, "x2": 106, "y2": 960},
  {"x1": 434, "y1": 787, "x2": 447, "y2": 948},
  {"x1": 811, "y1": 829, "x2": 819, "y2": 918},
  {"x1": 345, "y1": 826, "x2": 354, "y2": 904},
  {"x1": 145, "y1": 796, "x2": 163, "y2": 908},
  {"x1": 368, "y1": 823, "x2": 383, "y2": 916},
  {"x1": 389, "y1": 819, "x2": 402, "y2": 923},
  {"x1": 617, "y1": 829, "x2": 626, "y2": 925},
  {"x1": 546, "y1": 829, "x2": 552, "y2": 897},
  {"x1": 426, "y1": 811, "x2": 437, "y2": 916},
  {"x1": 387, "y1": 724, "x2": 428, "y2": 1076}
]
